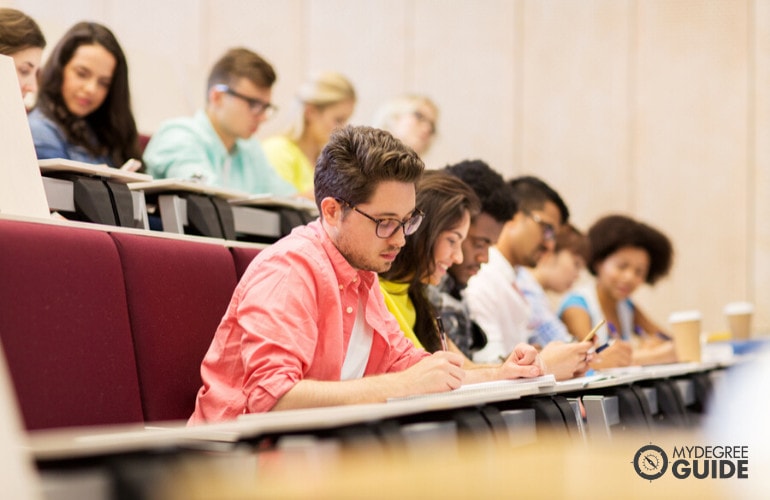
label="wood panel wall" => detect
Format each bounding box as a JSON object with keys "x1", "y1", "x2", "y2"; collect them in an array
[{"x1": 7, "y1": 0, "x2": 768, "y2": 335}]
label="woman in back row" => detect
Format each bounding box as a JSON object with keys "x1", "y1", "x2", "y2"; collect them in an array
[
  {"x1": 28, "y1": 21, "x2": 140, "y2": 168},
  {"x1": 0, "y1": 8, "x2": 46, "y2": 104},
  {"x1": 373, "y1": 94, "x2": 438, "y2": 158},
  {"x1": 263, "y1": 71, "x2": 356, "y2": 197}
]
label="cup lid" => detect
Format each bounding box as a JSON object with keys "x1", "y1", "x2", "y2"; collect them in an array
[
  {"x1": 668, "y1": 310, "x2": 702, "y2": 323},
  {"x1": 723, "y1": 301, "x2": 754, "y2": 315}
]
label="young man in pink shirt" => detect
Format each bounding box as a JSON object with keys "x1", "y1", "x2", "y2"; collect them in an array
[{"x1": 190, "y1": 126, "x2": 541, "y2": 423}]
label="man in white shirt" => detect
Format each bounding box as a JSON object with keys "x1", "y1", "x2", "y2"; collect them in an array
[{"x1": 466, "y1": 176, "x2": 593, "y2": 379}]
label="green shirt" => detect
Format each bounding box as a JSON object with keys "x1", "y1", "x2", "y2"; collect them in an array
[{"x1": 143, "y1": 110, "x2": 296, "y2": 196}]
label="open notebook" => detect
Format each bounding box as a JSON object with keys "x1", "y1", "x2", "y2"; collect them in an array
[{"x1": 387, "y1": 374, "x2": 556, "y2": 403}]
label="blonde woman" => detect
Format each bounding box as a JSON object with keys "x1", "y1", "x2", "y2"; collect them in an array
[
  {"x1": 263, "y1": 72, "x2": 356, "y2": 195},
  {"x1": 373, "y1": 94, "x2": 438, "y2": 157}
]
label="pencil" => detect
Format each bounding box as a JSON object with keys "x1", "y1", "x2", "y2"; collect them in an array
[
  {"x1": 582, "y1": 319, "x2": 606, "y2": 343},
  {"x1": 435, "y1": 316, "x2": 449, "y2": 351}
]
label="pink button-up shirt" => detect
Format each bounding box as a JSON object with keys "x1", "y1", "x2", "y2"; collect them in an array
[{"x1": 189, "y1": 220, "x2": 428, "y2": 424}]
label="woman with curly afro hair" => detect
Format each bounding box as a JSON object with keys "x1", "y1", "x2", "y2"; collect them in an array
[{"x1": 559, "y1": 214, "x2": 677, "y2": 367}]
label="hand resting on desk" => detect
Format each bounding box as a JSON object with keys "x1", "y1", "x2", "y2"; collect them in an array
[{"x1": 463, "y1": 343, "x2": 543, "y2": 384}]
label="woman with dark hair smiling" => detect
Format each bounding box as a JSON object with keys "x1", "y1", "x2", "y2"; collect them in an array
[
  {"x1": 28, "y1": 21, "x2": 140, "y2": 167},
  {"x1": 380, "y1": 170, "x2": 543, "y2": 381},
  {"x1": 559, "y1": 214, "x2": 677, "y2": 367}
]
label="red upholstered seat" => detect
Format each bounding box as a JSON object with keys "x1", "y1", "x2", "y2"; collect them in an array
[
  {"x1": 111, "y1": 233, "x2": 238, "y2": 422},
  {"x1": 0, "y1": 220, "x2": 144, "y2": 430},
  {"x1": 230, "y1": 246, "x2": 263, "y2": 279}
]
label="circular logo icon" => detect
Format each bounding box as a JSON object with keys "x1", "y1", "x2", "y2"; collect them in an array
[{"x1": 633, "y1": 444, "x2": 668, "y2": 480}]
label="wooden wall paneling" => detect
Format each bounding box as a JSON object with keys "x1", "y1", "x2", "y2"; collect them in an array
[
  {"x1": 519, "y1": 0, "x2": 633, "y2": 231},
  {"x1": 411, "y1": 0, "x2": 516, "y2": 170},
  {"x1": 304, "y1": 0, "x2": 408, "y2": 136},
  {"x1": 634, "y1": 0, "x2": 750, "y2": 333},
  {"x1": 205, "y1": 0, "x2": 305, "y2": 139},
  {"x1": 108, "y1": 0, "x2": 205, "y2": 134},
  {"x1": 753, "y1": 0, "x2": 770, "y2": 334},
  {"x1": 10, "y1": 0, "x2": 108, "y2": 43}
]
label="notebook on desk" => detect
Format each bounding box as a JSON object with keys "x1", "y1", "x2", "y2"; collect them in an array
[
  {"x1": 0, "y1": 54, "x2": 50, "y2": 219},
  {"x1": 387, "y1": 374, "x2": 556, "y2": 403}
]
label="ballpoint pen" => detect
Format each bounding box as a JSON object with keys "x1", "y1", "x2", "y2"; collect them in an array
[
  {"x1": 435, "y1": 316, "x2": 449, "y2": 351},
  {"x1": 595, "y1": 340, "x2": 613, "y2": 353}
]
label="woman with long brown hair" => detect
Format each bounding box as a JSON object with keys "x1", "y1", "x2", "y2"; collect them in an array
[{"x1": 28, "y1": 21, "x2": 139, "y2": 167}]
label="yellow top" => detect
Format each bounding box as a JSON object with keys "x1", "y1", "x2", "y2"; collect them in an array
[
  {"x1": 378, "y1": 279, "x2": 424, "y2": 350},
  {"x1": 262, "y1": 135, "x2": 314, "y2": 193}
]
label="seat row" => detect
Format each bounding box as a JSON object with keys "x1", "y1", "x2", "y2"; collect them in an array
[{"x1": 0, "y1": 217, "x2": 262, "y2": 430}]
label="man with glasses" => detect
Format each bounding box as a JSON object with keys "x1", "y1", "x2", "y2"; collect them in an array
[
  {"x1": 464, "y1": 177, "x2": 593, "y2": 379},
  {"x1": 189, "y1": 126, "x2": 540, "y2": 423},
  {"x1": 144, "y1": 47, "x2": 295, "y2": 196}
]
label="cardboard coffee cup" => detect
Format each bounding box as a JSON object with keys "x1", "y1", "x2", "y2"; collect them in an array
[
  {"x1": 724, "y1": 302, "x2": 754, "y2": 340},
  {"x1": 668, "y1": 310, "x2": 702, "y2": 362}
]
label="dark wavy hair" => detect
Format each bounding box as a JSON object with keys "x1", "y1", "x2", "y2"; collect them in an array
[
  {"x1": 37, "y1": 22, "x2": 139, "y2": 167},
  {"x1": 0, "y1": 8, "x2": 46, "y2": 55},
  {"x1": 444, "y1": 159, "x2": 516, "y2": 223},
  {"x1": 587, "y1": 214, "x2": 673, "y2": 285},
  {"x1": 381, "y1": 170, "x2": 480, "y2": 352}
]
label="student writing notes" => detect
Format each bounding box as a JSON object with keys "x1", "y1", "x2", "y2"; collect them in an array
[{"x1": 189, "y1": 126, "x2": 465, "y2": 424}]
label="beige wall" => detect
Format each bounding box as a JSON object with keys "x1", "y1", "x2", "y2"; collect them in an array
[{"x1": 5, "y1": 0, "x2": 767, "y2": 335}]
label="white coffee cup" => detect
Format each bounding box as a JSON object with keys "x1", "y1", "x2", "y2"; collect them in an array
[
  {"x1": 723, "y1": 301, "x2": 754, "y2": 340},
  {"x1": 668, "y1": 310, "x2": 702, "y2": 362}
]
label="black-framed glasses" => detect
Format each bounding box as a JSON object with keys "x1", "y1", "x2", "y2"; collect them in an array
[
  {"x1": 213, "y1": 84, "x2": 277, "y2": 118},
  {"x1": 524, "y1": 211, "x2": 556, "y2": 241},
  {"x1": 336, "y1": 198, "x2": 424, "y2": 239}
]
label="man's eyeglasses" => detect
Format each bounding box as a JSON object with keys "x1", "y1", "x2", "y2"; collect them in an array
[
  {"x1": 524, "y1": 211, "x2": 556, "y2": 241},
  {"x1": 336, "y1": 198, "x2": 424, "y2": 239},
  {"x1": 214, "y1": 84, "x2": 277, "y2": 118}
]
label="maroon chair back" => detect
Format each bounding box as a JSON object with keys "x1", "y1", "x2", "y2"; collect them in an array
[
  {"x1": 229, "y1": 246, "x2": 263, "y2": 279},
  {"x1": 111, "y1": 233, "x2": 238, "y2": 422},
  {"x1": 0, "y1": 220, "x2": 144, "y2": 430}
]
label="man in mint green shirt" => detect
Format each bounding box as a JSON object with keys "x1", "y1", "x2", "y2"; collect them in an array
[{"x1": 144, "y1": 48, "x2": 295, "y2": 196}]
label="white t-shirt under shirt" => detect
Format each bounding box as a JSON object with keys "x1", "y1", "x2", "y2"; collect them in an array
[{"x1": 340, "y1": 299, "x2": 374, "y2": 380}]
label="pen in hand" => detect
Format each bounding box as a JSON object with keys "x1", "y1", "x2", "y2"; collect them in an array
[
  {"x1": 582, "y1": 319, "x2": 606, "y2": 343},
  {"x1": 435, "y1": 316, "x2": 449, "y2": 351},
  {"x1": 595, "y1": 340, "x2": 614, "y2": 354}
]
